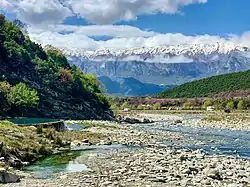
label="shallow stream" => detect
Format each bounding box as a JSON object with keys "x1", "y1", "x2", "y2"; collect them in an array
[{"x1": 24, "y1": 116, "x2": 250, "y2": 178}]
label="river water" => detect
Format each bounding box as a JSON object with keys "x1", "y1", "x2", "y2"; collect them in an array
[
  {"x1": 25, "y1": 116, "x2": 250, "y2": 178},
  {"x1": 129, "y1": 121, "x2": 250, "y2": 159}
]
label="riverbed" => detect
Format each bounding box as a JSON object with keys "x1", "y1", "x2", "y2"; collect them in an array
[{"x1": 5, "y1": 113, "x2": 250, "y2": 187}]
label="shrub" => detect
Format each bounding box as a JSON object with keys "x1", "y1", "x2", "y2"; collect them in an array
[
  {"x1": 153, "y1": 103, "x2": 161, "y2": 110},
  {"x1": 137, "y1": 104, "x2": 144, "y2": 110},
  {"x1": 237, "y1": 100, "x2": 246, "y2": 110},
  {"x1": 121, "y1": 101, "x2": 129, "y2": 109},
  {"x1": 55, "y1": 136, "x2": 63, "y2": 147},
  {"x1": 0, "y1": 81, "x2": 11, "y2": 94},
  {"x1": 58, "y1": 68, "x2": 74, "y2": 83},
  {"x1": 226, "y1": 101, "x2": 235, "y2": 110},
  {"x1": 39, "y1": 141, "x2": 51, "y2": 155},
  {"x1": 203, "y1": 99, "x2": 213, "y2": 108},
  {"x1": 183, "y1": 102, "x2": 193, "y2": 110},
  {"x1": 7, "y1": 83, "x2": 39, "y2": 107},
  {"x1": 36, "y1": 125, "x2": 43, "y2": 134},
  {"x1": 110, "y1": 104, "x2": 119, "y2": 110}
]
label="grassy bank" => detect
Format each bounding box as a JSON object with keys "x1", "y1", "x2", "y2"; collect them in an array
[{"x1": 0, "y1": 120, "x2": 68, "y2": 169}]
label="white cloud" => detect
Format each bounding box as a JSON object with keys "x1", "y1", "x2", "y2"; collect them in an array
[
  {"x1": 69, "y1": 0, "x2": 207, "y2": 24},
  {"x1": 2, "y1": 0, "x2": 72, "y2": 25},
  {"x1": 2, "y1": 0, "x2": 208, "y2": 25},
  {"x1": 0, "y1": 0, "x2": 14, "y2": 11},
  {"x1": 28, "y1": 25, "x2": 250, "y2": 51},
  {"x1": 229, "y1": 32, "x2": 250, "y2": 48},
  {"x1": 28, "y1": 24, "x2": 156, "y2": 38},
  {"x1": 29, "y1": 31, "x2": 97, "y2": 50}
]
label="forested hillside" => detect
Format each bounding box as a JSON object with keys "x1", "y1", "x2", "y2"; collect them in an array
[
  {"x1": 0, "y1": 15, "x2": 113, "y2": 120},
  {"x1": 158, "y1": 70, "x2": 250, "y2": 98}
]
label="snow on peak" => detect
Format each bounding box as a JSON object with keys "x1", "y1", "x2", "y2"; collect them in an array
[{"x1": 61, "y1": 42, "x2": 248, "y2": 60}]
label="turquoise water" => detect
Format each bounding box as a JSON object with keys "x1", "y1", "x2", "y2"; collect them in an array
[
  {"x1": 24, "y1": 144, "x2": 128, "y2": 179},
  {"x1": 8, "y1": 118, "x2": 59, "y2": 125},
  {"x1": 24, "y1": 150, "x2": 91, "y2": 179}
]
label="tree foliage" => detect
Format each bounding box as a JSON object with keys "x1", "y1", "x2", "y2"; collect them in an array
[
  {"x1": 203, "y1": 99, "x2": 213, "y2": 108},
  {"x1": 158, "y1": 70, "x2": 250, "y2": 98},
  {"x1": 0, "y1": 15, "x2": 110, "y2": 118},
  {"x1": 237, "y1": 100, "x2": 246, "y2": 110},
  {"x1": 226, "y1": 101, "x2": 235, "y2": 110},
  {"x1": 153, "y1": 103, "x2": 161, "y2": 110},
  {"x1": 7, "y1": 83, "x2": 39, "y2": 107}
]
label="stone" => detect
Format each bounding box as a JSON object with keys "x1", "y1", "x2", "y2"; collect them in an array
[
  {"x1": 8, "y1": 157, "x2": 23, "y2": 168},
  {"x1": 175, "y1": 120, "x2": 182, "y2": 124},
  {"x1": 204, "y1": 168, "x2": 222, "y2": 180},
  {"x1": 182, "y1": 168, "x2": 191, "y2": 175},
  {"x1": 0, "y1": 171, "x2": 20, "y2": 184},
  {"x1": 82, "y1": 139, "x2": 89, "y2": 143}
]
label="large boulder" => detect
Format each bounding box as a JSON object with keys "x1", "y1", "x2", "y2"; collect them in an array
[
  {"x1": 117, "y1": 116, "x2": 154, "y2": 124},
  {"x1": 0, "y1": 170, "x2": 20, "y2": 184}
]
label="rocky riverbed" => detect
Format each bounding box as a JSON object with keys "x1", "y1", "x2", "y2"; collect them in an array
[
  {"x1": 4, "y1": 112, "x2": 250, "y2": 187},
  {"x1": 134, "y1": 112, "x2": 250, "y2": 131}
]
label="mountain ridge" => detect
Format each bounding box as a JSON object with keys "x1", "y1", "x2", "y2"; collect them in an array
[
  {"x1": 99, "y1": 76, "x2": 175, "y2": 96},
  {"x1": 158, "y1": 69, "x2": 250, "y2": 98}
]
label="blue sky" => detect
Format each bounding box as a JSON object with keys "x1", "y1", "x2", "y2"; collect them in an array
[
  {"x1": 1, "y1": 0, "x2": 250, "y2": 50},
  {"x1": 128, "y1": 0, "x2": 250, "y2": 35},
  {"x1": 63, "y1": 0, "x2": 250, "y2": 36}
]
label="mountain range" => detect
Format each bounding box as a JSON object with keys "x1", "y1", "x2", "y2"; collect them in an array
[
  {"x1": 60, "y1": 42, "x2": 250, "y2": 96},
  {"x1": 98, "y1": 76, "x2": 174, "y2": 96}
]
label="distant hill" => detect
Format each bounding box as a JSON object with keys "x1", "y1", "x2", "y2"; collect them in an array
[
  {"x1": 0, "y1": 16, "x2": 113, "y2": 120},
  {"x1": 158, "y1": 70, "x2": 250, "y2": 98},
  {"x1": 99, "y1": 76, "x2": 175, "y2": 96}
]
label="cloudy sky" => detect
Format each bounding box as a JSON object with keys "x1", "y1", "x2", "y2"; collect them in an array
[{"x1": 1, "y1": 0, "x2": 250, "y2": 51}]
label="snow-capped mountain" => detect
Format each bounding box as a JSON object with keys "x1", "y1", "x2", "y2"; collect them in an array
[{"x1": 62, "y1": 42, "x2": 250, "y2": 86}]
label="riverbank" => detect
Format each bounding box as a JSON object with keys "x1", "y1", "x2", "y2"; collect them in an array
[
  {"x1": 4, "y1": 112, "x2": 250, "y2": 186},
  {"x1": 132, "y1": 111, "x2": 250, "y2": 131}
]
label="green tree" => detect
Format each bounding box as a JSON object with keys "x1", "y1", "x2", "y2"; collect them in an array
[
  {"x1": 137, "y1": 104, "x2": 144, "y2": 110},
  {"x1": 121, "y1": 101, "x2": 129, "y2": 109},
  {"x1": 0, "y1": 81, "x2": 11, "y2": 112},
  {"x1": 183, "y1": 102, "x2": 193, "y2": 110},
  {"x1": 110, "y1": 104, "x2": 119, "y2": 110},
  {"x1": 58, "y1": 68, "x2": 74, "y2": 83},
  {"x1": 203, "y1": 99, "x2": 213, "y2": 108},
  {"x1": 153, "y1": 103, "x2": 161, "y2": 110},
  {"x1": 237, "y1": 100, "x2": 245, "y2": 110},
  {"x1": 8, "y1": 83, "x2": 39, "y2": 107},
  {"x1": 226, "y1": 101, "x2": 235, "y2": 110}
]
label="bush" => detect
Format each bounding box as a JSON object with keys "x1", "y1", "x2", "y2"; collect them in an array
[
  {"x1": 153, "y1": 103, "x2": 161, "y2": 110},
  {"x1": 226, "y1": 101, "x2": 235, "y2": 110},
  {"x1": 183, "y1": 102, "x2": 193, "y2": 110},
  {"x1": 203, "y1": 99, "x2": 213, "y2": 108},
  {"x1": 39, "y1": 141, "x2": 51, "y2": 155},
  {"x1": 137, "y1": 104, "x2": 144, "y2": 110},
  {"x1": 110, "y1": 104, "x2": 119, "y2": 110},
  {"x1": 237, "y1": 100, "x2": 246, "y2": 110},
  {"x1": 121, "y1": 101, "x2": 129, "y2": 109},
  {"x1": 55, "y1": 136, "x2": 63, "y2": 147},
  {"x1": 7, "y1": 83, "x2": 39, "y2": 107},
  {"x1": 36, "y1": 125, "x2": 43, "y2": 134},
  {"x1": 58, "y1": 68, "x2": 74, "y2": 83}
]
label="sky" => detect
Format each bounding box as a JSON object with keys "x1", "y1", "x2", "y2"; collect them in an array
[{"x1": 1, "y1": 0, "x2": 250, "y2": 51}]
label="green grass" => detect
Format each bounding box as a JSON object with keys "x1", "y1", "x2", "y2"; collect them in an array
[{"x1": 0, "y1": 120, "x2": 70, "y2": 168}]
